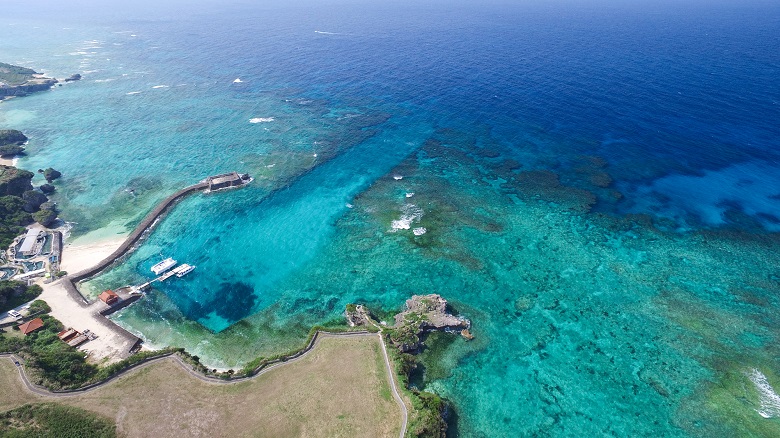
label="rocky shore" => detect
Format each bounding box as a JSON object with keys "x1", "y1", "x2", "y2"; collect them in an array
[
  {"x1": 346, "y1": 294, "x2": 470, "y2": 437},
  {"x1": 0, "y1": 62, "x2": 80, "y2": 102},
  {"x1": 347, "y1": 294, "x2": 471, "y2": 352}
]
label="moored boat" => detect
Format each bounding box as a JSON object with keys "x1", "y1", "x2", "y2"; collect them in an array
[
  {"x1": 173, "y1": 263, "x2": 195, "y2": 277},
  {"x1": 151, "y1": 257, "x2": 177, "y2": 275}
]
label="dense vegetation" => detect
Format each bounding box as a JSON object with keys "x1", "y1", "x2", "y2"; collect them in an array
[
  {"x1": 0, "y1": 130, "x2": 60, "y2": 245},
  {"x1": 0, "y1": 403, "x2": 116, "y2": 437},
  {"x1": 0, "y1": 166, "x2": 34, "y2": 197},
  {"x1": 0, "y1": 281, "x2": 42, "y2": 314},
  {"x1": 0, "y1": 63, "x2": 37, "y2": 86},
  {"x1": 0, "y1": 195, "x2": 30, "y2": 249},
  {"x1": 0, "y1": 315, "x2": 98, "y2": 388},
  {"x1": 388, "y1": 345, "x2": 450, "y2": 438}
]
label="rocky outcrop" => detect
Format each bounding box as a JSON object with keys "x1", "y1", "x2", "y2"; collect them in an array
[
  {"x1": 0, "y1": 63, "x2": 59, "y2": 100},
  {"x1": 64, "y1": 74, "x2": 81, "y2": 82},
  {"x1": 396, "y1": 294, "x2": 469, "y2": 330},
  {"x1": 0, "y1": 78, "x2": 58, "y2": 100},
  {"x1": 0, "y1": 165, "x2": 34, "y2": 197},
  {"x1": 43, "y1": 167, "x2": 61, "y2": 183},
  {"x1": 347, "y1": 294, "x2": 472, "y2": 353},
  {"x1": 345, "y1": 303, "x2": 371, "y2": 327},
  {"x1": 389, "y1": 294, "x2": 471, "y2": 352},
  {"x1": 0, "y1": 130, "x2": 27, "y2": 145}
]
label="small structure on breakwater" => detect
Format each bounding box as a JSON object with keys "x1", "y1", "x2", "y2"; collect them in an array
[
  {"x1": 98, "y1": 289, "x2": 119, "y2": 305},
  {"x1": 205, "y1": 172, "x2": 252, "y2": 192}
]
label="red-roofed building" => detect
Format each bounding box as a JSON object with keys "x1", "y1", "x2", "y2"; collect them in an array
[
  {"x1": 98, "y1": 289, "x2": 119, "y2": 305},
  {"x1": 18, "y1": 317, "x2": 44, "y2": 335}
]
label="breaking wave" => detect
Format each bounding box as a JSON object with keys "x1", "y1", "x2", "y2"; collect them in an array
[{"x1": 747, "y1": 368, "x2": 780, "y2": 418}]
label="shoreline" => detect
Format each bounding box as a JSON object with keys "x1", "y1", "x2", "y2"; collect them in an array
[
  {"x1": 0, "y1": 156, "x2": 19, "y2": 166},
  {"x1": 59, "y1": 232, "x2": 126, "y2": 279}
]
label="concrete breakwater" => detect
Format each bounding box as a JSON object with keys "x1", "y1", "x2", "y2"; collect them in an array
[{"x1": 67, "y1": 181, "x2": 208, "y2": 284}]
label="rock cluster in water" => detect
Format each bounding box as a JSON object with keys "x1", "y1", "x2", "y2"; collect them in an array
[{"x1": 346, "y1": 294, "x2": 471, "y2": 352}]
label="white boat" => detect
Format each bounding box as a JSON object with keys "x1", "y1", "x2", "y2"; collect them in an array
[
  {"x1": 173, "y1": 263, "x2": 195, "y2": 277},
  {"x1": 151, "y1": 257, "x2": 177, "y2": 275}
]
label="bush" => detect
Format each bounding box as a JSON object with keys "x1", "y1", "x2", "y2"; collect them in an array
[
  {"x1": 0, "y1": 403, "x2": 116, "y2": 437},
  {"x1": 28, "y1": 298, "x2": 50, "y2": 314}
]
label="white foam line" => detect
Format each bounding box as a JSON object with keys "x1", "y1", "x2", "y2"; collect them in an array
[{"x1": 747, "y1": 368, "x2": 780, "y2": 418}]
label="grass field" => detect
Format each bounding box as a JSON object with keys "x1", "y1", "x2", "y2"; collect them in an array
[{"x1": 0, "y1": 335, "x2": 402, "y2": 437}]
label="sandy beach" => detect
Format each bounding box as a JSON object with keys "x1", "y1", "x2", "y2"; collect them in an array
[
  {"x1": 59, "y1": 232, "x2": 126, "y2": 275},
  {"x1": 0, "y1": 156, "x2": 18, "y2": 166}
]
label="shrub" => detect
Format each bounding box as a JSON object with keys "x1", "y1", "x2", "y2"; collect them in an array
[{"x1": 0, "y1": 403, "x2": 116, "y2": 437}]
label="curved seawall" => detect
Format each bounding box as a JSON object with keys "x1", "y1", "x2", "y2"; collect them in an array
[{"x1": 67, "y1": 181, "x2": 208, "y2": 284}]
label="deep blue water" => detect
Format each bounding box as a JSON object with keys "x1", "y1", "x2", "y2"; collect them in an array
[{"x1": 2, "y1": 0, "x2": 780, "y2": 436}]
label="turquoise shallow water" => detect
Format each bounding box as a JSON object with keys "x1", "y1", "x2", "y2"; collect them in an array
[{"x1": 3, "y1": 1, "x2": 780, "y2": 436}]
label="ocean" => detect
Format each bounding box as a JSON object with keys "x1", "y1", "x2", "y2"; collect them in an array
[{"x1": 2, "y1": 0, "x2": 780, "y2": 435}]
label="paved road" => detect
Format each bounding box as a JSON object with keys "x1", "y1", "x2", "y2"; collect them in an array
[
  {"x1": 377, "y1": 332, "x2": 410, "y2": 438},
  {"x1": 1, "y1": 330, "x2": 409, "y2": 437}
]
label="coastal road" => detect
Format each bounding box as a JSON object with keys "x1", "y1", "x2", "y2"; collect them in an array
[{"x1": 378, "y1": 331, "x2": 410, "y2": 438}]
